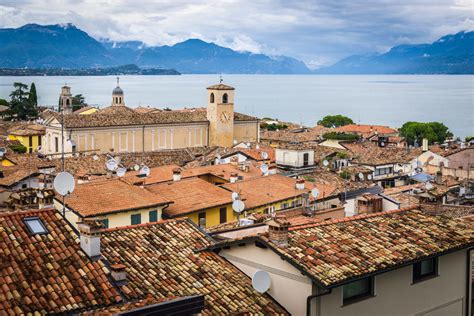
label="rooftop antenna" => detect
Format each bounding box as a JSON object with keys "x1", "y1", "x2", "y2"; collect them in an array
[
  {"x1": 116, "y1": 76, "x2": 120, "y2": 87},
  {"x1": 219, "y1": 74, "x2": 223, "y2": 83}
]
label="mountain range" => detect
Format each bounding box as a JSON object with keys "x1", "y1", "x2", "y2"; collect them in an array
[
  {"x1": 0, "y1": 23, "x2": 472, "y2": 74},
  {"x1": 316, "y1": 31, "x2": 474, "y2": 74}
]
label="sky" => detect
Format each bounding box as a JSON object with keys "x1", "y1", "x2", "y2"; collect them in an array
[{"x1": 0, "y1": 0, "x2": 473, "y2": 68}]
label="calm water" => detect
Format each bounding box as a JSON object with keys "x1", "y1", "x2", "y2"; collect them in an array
[{"x1": 0, "y1": 75, "x2": 472, "y2": 137}]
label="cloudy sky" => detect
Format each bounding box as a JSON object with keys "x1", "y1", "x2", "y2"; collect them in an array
[{"x1": 0, "y1": 0, "x2": 472, "y2": 67}]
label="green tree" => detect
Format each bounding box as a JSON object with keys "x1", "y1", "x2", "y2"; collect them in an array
[
  {"x1": 28, "y1": 82, "x2": 38, "y2": 106},
  {"x1": 400, "y1": 121, "x2": 452, "y2": 146},
  {"x1": 318, "y1": 115, "x2": 353, "y2": 128},
  {"x1": 0, "y1": 99, "x2": 9, "y2": 106},
  {"x1": 323, "y1": 132, "x2": 360, "y2": 141},
  {"x1": 8, "y1": 82, "x2": 38, "y2": 120}
]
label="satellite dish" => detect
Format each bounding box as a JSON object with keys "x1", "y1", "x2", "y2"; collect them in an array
[
  {"x1": 93, "y1": 154, "x2": 99, "y2": 161},
  {"x1": 232, "y1": 199, "x2": 245, "y2": 213},
  {"x1": 261, "y1": 152, "x2": 269, "y2": 160},
  {"x1": 37, "y1": 145, "x2": 42, "y2": 152},
  {"x1": 231, "y1": 192, "x2": 240, "y2": 201},
  {"x1": 311, "y1": 188, "x2": 319, "y2": 199},
  {"x1": 133, "y1": 164, "x2": 140, "y2": 171},
  {"x1": 425, "y1": 182, "x2": 433, "y2": 190},
  {"x1": 252, "y1": 270, "x2": 271, "y2": 293},
  {"x1": 53, "y1": 172, "x2": 75, "y2": 196},
  {"x1": 380, "y1": 142, "x2": 385, "y2": 147},
  {"x1": 140, "y1": 166, "x2": 150, "y2": 177},
  {"x1": 368, "y1": 174, "x2": 373, "y2": 180},
  {"x1": 415, "y1": 167, "x2": 423, "y2": 173},
  {"x1": 116, "y1": 167, "x2": 127, "y2": 177},
  {"x1": 260, "y1": 164, "x2": 269, "y2": 174},
  {"x1": 106, "y1": 158, "x2": 118, "y2": 171},
  {"x1": 358, "y1": 172, "x2": 364, "y2": 180},
  {"x1": 323, "y1": 160, "x2": 329, "y2": 167}
]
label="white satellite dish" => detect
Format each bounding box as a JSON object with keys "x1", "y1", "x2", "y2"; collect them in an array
[
  {"x1": 106, "y1": 158, "x2": 118, "y2": 171},
  {"x1": 232, "y1": 199, "x2": 245, "y2": 213},
  {"x1": 311, "y1": 188, "x2": 320, "y2": 199},
  {"x1": 93, "y1": 154, "x2": 99, "y2": 161},
  {"x1": 231, "y1": 192, "x2": 240, "y2": 201},
  {"x1": 323, "y1": 160, "x2": 329, "y2": 167},
  {"x1": 261, "y1": 151, "x2": 269, "y2": 160},
  {"x1": 252, "y1": 270, "x2": 271, "y2": 293},
  {"x1": 140, "y1": 166, "x2": 150, "y2": 177},
  {"x1": 260, "y1": 164, "x2": 269, "y2": 174},
  {"x1": 358, "y1": 172, "x2": 364, "y2": 180},
  {"x1": 116, "y1": 167, "x2": 127, "y2": 177},
  {"x1": 425, "y1": 182, "x2": 433, "y2": 190},
  {"x1": 53, "y1": 172, "x2": 75, "y2": 196},
  {"x1": 367, "y1": 174, "x2": 373, "y2": 180},
  {"x1": 133, "y1": 164, "x2": 140, "y2": 171},
  {"x1": 380, "y1": 142, "x2": 385, "y2": 147}
]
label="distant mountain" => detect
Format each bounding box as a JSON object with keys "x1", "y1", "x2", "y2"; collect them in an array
[
  {"x1": 0, "y1": 23, "x2": 311, "y2": 74},
  {"x1": 316, "y1": 31, "x2": 474, "y2": 74}
]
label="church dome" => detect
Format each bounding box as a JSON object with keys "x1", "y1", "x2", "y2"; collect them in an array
[{"x1": 112, "y1": 86, "x2": 123, "y2": 95}]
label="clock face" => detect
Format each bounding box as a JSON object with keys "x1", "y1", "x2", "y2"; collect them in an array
[{"x1": 220, "y1": 111, "x2": 231, "y2": 123}]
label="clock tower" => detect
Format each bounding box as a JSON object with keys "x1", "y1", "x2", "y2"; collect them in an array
[{"x1": 206, "y1": 82, "x2": 235, "y2": 147}]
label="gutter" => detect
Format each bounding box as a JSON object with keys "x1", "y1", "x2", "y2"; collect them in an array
[{"x1": 307, "y1": 288, "x2": 331, "y2": 316}]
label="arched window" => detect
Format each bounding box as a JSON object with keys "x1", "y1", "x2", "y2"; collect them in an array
[
  {"x1": 66, "y1": 99, "x2": 70, "y2": 106},
  {"x1": 119, "y1": 97, "x2": 122, "y2": 104},
  {"x1": 222, "y1": 93, "x2": 228, "y2": 104},
  {"x1": 210, "y1": 93, "x2": 215, "y2": 103}
]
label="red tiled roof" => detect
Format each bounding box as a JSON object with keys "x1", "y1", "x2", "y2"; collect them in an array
[
  {"x1": 147, "y1": 177, "x2": 233, "y2": 216},
  {"x1": 0, "y1": 209, "x2": 122, "y2": 314},
  {"x1": 261, "y1": 208, "x2": 473, "y2": 288},
  {"x1": 335, "y1": 124, "x2": 398, "y2": 137},
  {"x1": 99, "y1": 218, "x2": 287, "y2": 315},
  {"x1": 64, "y1": 179, "x2": 170, "y2": 217}
]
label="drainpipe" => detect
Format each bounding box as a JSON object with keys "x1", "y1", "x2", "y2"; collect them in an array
[
  {"x1": 307, "y1": 288, "x2": 331, "y2": 316},
  {"x1": 142, "y1": 125, "x2": 145, "y2": 154}
]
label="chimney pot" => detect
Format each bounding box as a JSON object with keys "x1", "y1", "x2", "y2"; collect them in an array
[
  {"x1": 110, "y1": 263, "x2": 127, "y2": 283},
  {"x1": 267, "y1": 219, "x2": 290, "y2": 247},
  {"x1": 295, "y1": 179, "x2": 305, "y2": 190},
  {"x1": 78, "y1": 218, "x2": 103, "y2": 258},
  {"x1": 172, "y1": 168, "x2": 182, "y2": 181},
  {"x1": 230, "y1": 172, "x2": 238, "y2": 183}
]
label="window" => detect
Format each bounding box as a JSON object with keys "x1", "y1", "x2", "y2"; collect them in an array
[
  {"x1": 303, "y1": 153, "x2": 309, "y2": 166},
  {"x1": 219, "y1": 207, "x2": 227, "y2": 224},
  {"x1": 100, "y1": 218, "x2": 109, "y2": 229},
  {"x1": 66, "y1": 99, "x2": 70, "y2": 106},
  {"x1": 29, "y1": 136, "x2": 33, "y2": 147},
  {"x1": 149, "y1": 210, "x2": 158, "y2": 222},
  {"x1": 413, "y1": 257, "x2": 438, "y2": 283},
  {"x1": 131, "y1": 214, "x2": 141, "y2": 225},
  {"x1": 22, "y1": 183, "x2": 27, "y2": 189},
  {"x1": 342, "y1": 277, "x2": 374, "y2": 305},
  {"x1": 198, "y1": 212, "x2": 206, "y2": 228},
  {"x1": 210, "y1": 93, "x2": 215, "y2": 103},
  {"x1": 222, "y1": 93, "x2": 228, "y2": 104},
  {"x1": 24, "y1": 217, "x2": 48, "y2": 234},
  {"x1": 54, "y1": 137, "x2": 59, "y2": 153},
  {"x1": 38, "y1": 135, "x2": 42, "y2": 146}
]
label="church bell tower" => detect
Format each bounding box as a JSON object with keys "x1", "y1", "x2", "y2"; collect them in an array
[
  {"x1": 59, "y1": 85, "x2": 73, "y2": 114},
  {"x1": 111, "y1": 77, "x2": 125, "y2": 106},
  {"x1": 206, "y1": 81, "x2": 235, "y2": 147}
]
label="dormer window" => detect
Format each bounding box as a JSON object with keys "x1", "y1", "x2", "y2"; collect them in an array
[
  {"x1": 222, "y1": 93, "x2": 228, "y2": 104},
  {"x1": 24, "y1": 217, "x2": 48, "y2": 235}
]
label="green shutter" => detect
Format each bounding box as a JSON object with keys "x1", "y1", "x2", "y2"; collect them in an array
[
  {"x1": 149, "y1": 210, "x2": 158, "y2": 222},
  {"x1": 131, "y1": 214, "x2": 141, "y2": 225}
]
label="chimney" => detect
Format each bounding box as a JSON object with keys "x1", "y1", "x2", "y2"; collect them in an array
[
  {"x1": 268, "y1": 164, "x2": 277, "y2": 175},
  {"x1": 435, "y1": 171, "x2": 442, "y2": 184},
  {"x1": 295, "y1": 178, "x2": 305, "y2": 190},
  {"x1": 172, "y1": 168, "x2": 182, "y2": 181},
  {"x1": 267, "y1": 219, "x2": 290, "y2": 247},
  {"x1": 110, "y1": 263, "x2": 127, "y2": 283},
  {"x1": 422, "y1": 138, "x2": 429, "y2": 152},
  {"x1": 229, "y1": 172, "x2": 238, "y2": 183},
  {"x1": 77, "y1": 218, "x2": 103, "y2": 258}
]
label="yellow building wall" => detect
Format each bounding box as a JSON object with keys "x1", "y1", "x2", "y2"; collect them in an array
[
  {"x1": 244, "y1": 197, "x2": 302, "y2": 216},
  {"x1": 55, "y1": 198, "x2": 165, "y2": 229},
  {"x1": 8, "y1": 134, "x2": 42, "y2": 153},
  {"x1": 184, "y1": 204, "x2": 234, "y2": 228},
  {"x1": 1, "y1": 158, "x2": 15, "y2": 166},
  {"x1": 234, "y1": 122, "x2": 258, "y2": 143}
]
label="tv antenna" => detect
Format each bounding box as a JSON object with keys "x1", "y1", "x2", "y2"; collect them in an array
[
  {"x1": 252, "y1": 270, "x2": 271, "y2": 293},
  {"x1": 219, "y1": 74, "x2": 223, "y2": 83}
]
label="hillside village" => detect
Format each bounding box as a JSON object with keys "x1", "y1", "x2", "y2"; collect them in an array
[{"x1": 0, "y1": 81, "x2": 472, "y2": 315}]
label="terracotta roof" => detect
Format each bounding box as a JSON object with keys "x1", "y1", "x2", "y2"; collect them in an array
[
  {"x1": 147, "y1": 177, "x2": 233, "y2": 216},
  {"x1": 64, "y1": 179, "x2": 170, "y2": 217},
  {"x1": 305, "y1": 167, "x2": 375, "y2": 194},
  {"x1": 420, "y1": 203, "x2": 474, "y2": 219},
  {"x1": 334, "y1": 124, "x2": 398, "y2": 138},
  {"x1": 8, "y1": 123, "x2": 45, "y2": 136},
  {"x1": 0, "y1": 209, "x2": 122, "y2": 314},
  {"x1": 383, "y1": 183, "x2": 424, "y2": 195},
  {"x1": 222, "y1": 146, "x2": 276, "y2": 162},
  {"x1": 383, "y1": 192, "x2": 420, "y2": 208},
  {"x1": 206, "y1": 84, "x2": 235, "y2": 90},
  {"x1": 260, "y1": 208, "x2": 473, "y2": 288},
  {"x1": 260, "y1": 126, "x2": 328, "y2": 143},
  {"x1": 52, "y1": 107, "x2": 256, "y2": 129},
  {"x1": 99, "y1": 218, "x2": 287, "y2": 315},
  {"x1": 133, "y1": 106, "x2": 162, "y2": 114},
  {"x1": 343, "y1": 141, "x2": 422, "y2": 165},
  {"x1": 221, "y1": 174, "x2": 337, "y2": 210},
  {"x1": 0, "y1": 167, "x2": 37, "y2": 187}
]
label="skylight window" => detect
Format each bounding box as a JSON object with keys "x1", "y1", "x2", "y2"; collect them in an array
[{"x1": 24, "y1": 217, "x2": 48, "y2": 234}]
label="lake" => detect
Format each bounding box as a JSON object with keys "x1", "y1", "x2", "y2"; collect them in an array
[{"x1": 0, "y1": 75, "x2": 472, "y2": 138}]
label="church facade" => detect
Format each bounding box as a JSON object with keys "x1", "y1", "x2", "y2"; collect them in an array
[{"x1": 42, "y1": 82, "x2": 259, "y2": 155}]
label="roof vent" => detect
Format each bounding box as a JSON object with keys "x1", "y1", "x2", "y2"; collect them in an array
[{"x1": 173, "y1": 168, "x2": 182, "y2": 181}]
